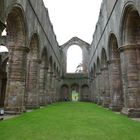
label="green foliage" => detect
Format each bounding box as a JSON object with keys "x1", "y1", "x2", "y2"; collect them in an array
[
  {"x1": 0, "y1": 102, "x2": 140, "y2": 140},
  {"x1": 72, "y1": 90, "x2": 79, "y2": 101}
]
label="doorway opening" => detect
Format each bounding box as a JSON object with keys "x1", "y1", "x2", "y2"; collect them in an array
[{"x1": 72, "y1": 90, "x2": 79, "y2": 101}]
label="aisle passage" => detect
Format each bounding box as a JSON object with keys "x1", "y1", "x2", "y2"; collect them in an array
[{"x1": 0, "y1": 102, "x2": 140, "y2": 140}]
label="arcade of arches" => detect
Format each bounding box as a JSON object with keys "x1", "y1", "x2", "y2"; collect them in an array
[{"x1": 0, "y1": 0, "x2": 140, "y2": 117}]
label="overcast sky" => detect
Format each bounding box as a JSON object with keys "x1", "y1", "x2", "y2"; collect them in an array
[
  {"x1": 44, "y1": 0, "x2": 102, "y2": 45},
  {"x1": 43, "y1": 0, "x2": 102, "y2": 72}
]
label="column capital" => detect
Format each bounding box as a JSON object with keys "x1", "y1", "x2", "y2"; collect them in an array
[
  {"x1": 31, "y1": 59, "x2": 41, "y2": 63},
  {"x1": 14, "y1": 46, "x2": 30, "y2": 53},
  {"x1": 101, "y1": 67, "x2": 108, "y2": 71},
  {"x1": 107, "y1": 59, "x2": 120, "y2": 64},
  {"x1": 119, "y1": 44, "x2": 140, "y2": 52},
  {"x1": 96, "y1": 72, "x2": 101, "y2": 75}
]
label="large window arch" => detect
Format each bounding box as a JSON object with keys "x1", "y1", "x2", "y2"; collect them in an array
[{"x1": 67, "y1": 45, "x2": 82, "y2": 73}]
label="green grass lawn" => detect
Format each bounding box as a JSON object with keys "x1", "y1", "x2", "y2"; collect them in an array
[{"x1": 0, "y1": 102, "x2": 140, "y2": 140}]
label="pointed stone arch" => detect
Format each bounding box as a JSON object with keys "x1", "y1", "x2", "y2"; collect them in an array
[
  {"x1": 100, "y1": 48, "x2": 110, "y2": 107},
  {"x1": 120, "y1": 4, "x2": 140, "y2": 117},
  {"x1": 4, "y1": 5, "x2": 28, "y2": 113},
  {"x1": 61, "y1": 84, "x2": 69, "y2": 101},
  {"x1": 26, "y1": 33, "x2": 40, "y2": 109},
  {"x1": 61, "y1": 37, "x2": 90, "y2": 74},
  {"x1": 108, "y1": 33, "x2": 123, "y2": 111}
]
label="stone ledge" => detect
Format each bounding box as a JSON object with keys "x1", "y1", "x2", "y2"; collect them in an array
[{"x1": 121, "y1": 107, "x2": 140, "y2": 118}]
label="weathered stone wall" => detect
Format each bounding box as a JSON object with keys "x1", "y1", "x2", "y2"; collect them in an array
[
  {"x1": 0, "y1": 0, "x2": 62, "y2": 113},
  {"x1": 60, "y1": 37, "x2": 90, "y2": 74},
  {"x1": 60, "y1": 73, "x2": 90, "y2": 102},
  {"x1": 0, "y1": 0, "x2": 140, "y2": 118},
  {"x1": 89, "y1": 0, "x2": 140, "y2": 117}
]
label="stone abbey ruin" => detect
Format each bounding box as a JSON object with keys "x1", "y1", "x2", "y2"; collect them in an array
[{"x1": 0, "y1": 0, "x2": 140, "y2": 117}]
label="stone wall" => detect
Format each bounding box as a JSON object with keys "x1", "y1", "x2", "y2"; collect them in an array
[
  {"x1": 89, "y1": 0, "x2": 140, "y2": 117},
  {"x1": 0, "y1": 0, "x2": 140, "y2": 118},
  {"x1": 0, "y1": 0, "x2": 62, "y2": 114}
]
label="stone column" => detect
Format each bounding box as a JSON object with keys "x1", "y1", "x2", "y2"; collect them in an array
[
  {"x1": 55, "y1": 76, "x2": 60, "y2": 102},
  {"x1": 108, "y1": 59, "x2": 123, "y2": 111},
  {"x1": 96, "y1": 72, "x2": 102, "y2": 105},
  {"x1": 101, "y1": 67, "x2": 110, "y2": 107},
  {"x1": 94, "y1": 76, "x2": 98, "y2": 103},
  {"x1": 52, "y1": 73, "x2": 56, "y2": 102},
  {"x1": 100, "y1": 68, "x2": 105, "y2": 105},
  {"x1": 39, "y1": 64, "x2": 47, "y2": 106},
  {"x1": 57, "y1": 78, "x2": 62, "y2": 101},
  {"x1": 44, "y1": 67, "x2": 48, "y2": 105},
  {"x1": 26, "y1": 59, "x2": 40, "y2": 109},
  {"x1": 4, "y1": 46, "x2": 29, "y2": 114},
  {"x1": 90, "y1": 78, "x2": 94, "y2": 102},
  {"x1": 120, "y1": 45, "x2": 140, "y2": 117},
  {"x1": 46, "y1": 67, "x2": 52, "y2": 104}
]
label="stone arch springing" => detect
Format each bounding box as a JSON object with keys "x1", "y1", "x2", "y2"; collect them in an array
[
  {"x1": 4, "y1": 6, "x2": 28, "y2": 113},
  {"x1": 121, "y1": 5, "x2": 140, "y2": 45},
  {"x1": 108, "y1": 33, "x2": 123, "y2": 111},
  {"x1": 120, "y1": 4, "x2": 140, "y2": 116},
  {"x1": 26, "y1": 33, "x2": 40, "y2": 109}
]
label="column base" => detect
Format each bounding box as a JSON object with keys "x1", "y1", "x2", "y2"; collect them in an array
[
  {"x1": 109, "y1": 105, "x2": 122, "y2": 112},
  {"x1": 121, "y1": 107, "x2": 140, "y2": 118},
  {"x1": 26, "y1": 105, "x2": 40, "y2": 109},
  {"x1": 4, "y1": 107, "x2": 26, "y2": 115},
  {"x1": 103, "y1": 97, "x2": 110, "y2": 108},
  {"x1": 103, "y1": 104, "x2": 109, "y2": 108}
]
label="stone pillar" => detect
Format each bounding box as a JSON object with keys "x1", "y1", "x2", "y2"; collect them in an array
[
  {"x1": 96, "y1": 72, "x2": 102, "y2": 105},
  {"x1": 57, "y1": 78, "x2": 62, "y2": 101},
  {"x1": 101, "y1": 67, "x2": 110, "y2": 107},
  {"x1": 94, "y1": 76, "x2": 98, "y2": 103},
  {"x1": 39, "y1": 65, "x2": 47, "y2": 106},
  {"x1": 51, "y1": 73, "x2": 56, "y2": 102},
  {"x1": 44, "y1": 67, "x2": 48, "y2": 104},
  {"x1": 26, "y1": 59, "x2": 40, "y2": 109},
  {"x1": 90, "y1": 78, "x2": 94, "y2": 102},
  {"x1": 4, "y1": 46, "x2": 29, "y2": 114},
  {"x1": 46, "y1": 67, "x2": 52, "y2": 104},
  {"x1": 108, "y1": 59, "x2": 123, "y2": 111},
  {"x1": 100, "y1": 69, "x2": 105, "y2": 105},
  {"x1": 120, "y1": 45, "x2": 140, "y2": 117},
  {"x1": 55, "y1": 76, "x2": 60, "y2": 102}
]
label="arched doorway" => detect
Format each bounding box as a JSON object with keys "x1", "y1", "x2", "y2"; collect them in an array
[
  {"x1": 61, "y1": 85, "x2": 70, "y2": 101},
  {"x1": 26, "y1": 33, "x2": 40, "y2": 109},
  {"x1": 108, "y1": 34, "x2": 123, "y2": 111},
  {"x1": 71, "y1": 84, "x2": 79, "y2": 101},
  {"x1": 101, "y1": 48, "x2": 110, "y2": 107},
  {"x1": 121, "y1": 5, "x2": 140, "y2": 117},
  {"x1": 81, "y1": 85, "x2": 89, "y2": 101},
  {"x1": 4, "y1": 6, "x2": 28, "y2": 113}
]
